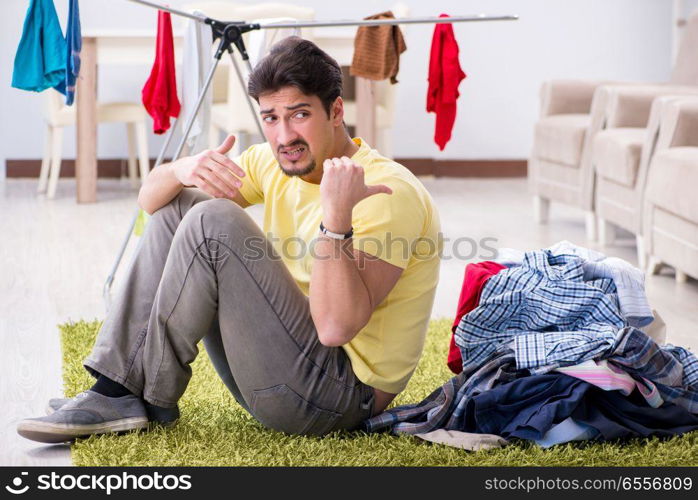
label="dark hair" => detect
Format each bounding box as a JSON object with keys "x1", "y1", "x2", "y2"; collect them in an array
[{"x1": 248, "y1": 36, "x2": 343, "y2": 117}]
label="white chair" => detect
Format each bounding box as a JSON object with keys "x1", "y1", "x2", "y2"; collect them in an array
[
  {"x1": 182, "y1": 3, "x2": 316, "y2": 154},
  {"x1": 200, "y1": 2, "x2": 317, "y2": 154},
  {"x1": 38, "y1": 90, "x2": 150, "y2": 198}
]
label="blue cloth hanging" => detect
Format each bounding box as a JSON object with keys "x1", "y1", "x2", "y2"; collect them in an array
[
  {"x1": 12, "y1": 0, "x2": 67, "y2": 93},
  {"x1": 54, "y1": 0, "x2": 81, "y2": 105}
]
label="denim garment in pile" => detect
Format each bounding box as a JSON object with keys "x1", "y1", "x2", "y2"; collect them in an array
[{"x1": 364, "y1": 327, "x2": 698, "y2": 436}]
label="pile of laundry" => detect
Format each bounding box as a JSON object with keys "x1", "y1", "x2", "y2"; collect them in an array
[{"x1": 364, "y1": 241, "x2": 698, "y2": 450}]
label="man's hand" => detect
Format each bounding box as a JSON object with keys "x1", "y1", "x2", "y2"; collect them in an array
[
  {"x1": 320, "y1": 156, "x2": 392, "y2": 232},
  {"x1": 172, "y1": 134, "x2": 246, "y2": 199}
]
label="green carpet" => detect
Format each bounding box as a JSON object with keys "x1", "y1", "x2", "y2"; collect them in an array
[{"x1": 59, "y1": 318, "x2": 698, "y2": 466}]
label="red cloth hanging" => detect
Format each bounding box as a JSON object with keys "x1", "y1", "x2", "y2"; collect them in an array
[
  {"x1": 142, "y1": 10, "x2": 180, "y2": 134},
  {"x1": 447, "y1": 261, "x2": 506, "y2": 374},
  {"x1": 426, "y1": 14, "x2": 466, "y2": 151}
]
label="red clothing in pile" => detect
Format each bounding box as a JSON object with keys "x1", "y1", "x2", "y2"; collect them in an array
[{"x1": 447, "y1": 261, "x2": 506, "y2": 374}]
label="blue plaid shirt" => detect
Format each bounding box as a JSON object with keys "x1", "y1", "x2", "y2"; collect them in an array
[{"x1": 456, "y1": 250, "x2": 625, "y2": 374}]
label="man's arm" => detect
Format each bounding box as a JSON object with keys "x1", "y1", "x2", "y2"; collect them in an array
[
  {"x1": 309, "y1": 156, "x2": 400, "y2": 346},
  {"x1": 310, "y1": 242, "x2": 402, "y2": 346},
  {"x1": 138, "y1": 134, "x2": 250, "y2": 215}
]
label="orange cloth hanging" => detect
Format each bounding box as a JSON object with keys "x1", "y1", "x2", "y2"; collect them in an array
[{"x1": 350, "y1": 11, "x2": 407, "y2": 83}]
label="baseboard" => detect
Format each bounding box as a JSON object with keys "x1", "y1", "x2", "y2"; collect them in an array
[
  {"x1": 5, "y1": 158, "x2": 527, "y2": 178},
  {"x1": 395, "y1": 158, "x2": 527, "y2": 177},
  {"x1": 5, "y1": 159, "x2": 156, "y2": 179}
]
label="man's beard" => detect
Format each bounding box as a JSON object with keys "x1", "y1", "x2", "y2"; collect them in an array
[
  {"x1": 279, "y1": 159, "x2": 316, "y2": 178},
  {"x1": 277, "y1": 141, "x2": 316, "y2": 177}
]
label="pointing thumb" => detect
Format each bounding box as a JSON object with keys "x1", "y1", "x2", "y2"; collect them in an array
[
  {"x1": 365, "y1": 184, "x2": 393, "y2": 197},
  {"x1": 216, "y1": 134, "x2": 236, "y2": 154}
]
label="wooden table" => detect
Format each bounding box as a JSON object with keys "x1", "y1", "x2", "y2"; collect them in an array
[
  {"x1": 75, "y1": 29, "x2": 373, "y2": 203},
  {"x1": 75, "y1": 31, "x2": 183, "y2": 203}
]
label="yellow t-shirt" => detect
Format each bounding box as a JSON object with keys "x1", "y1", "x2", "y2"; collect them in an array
[{"x1": 235, "y1": 138, "x2": 441, "y2": 394}]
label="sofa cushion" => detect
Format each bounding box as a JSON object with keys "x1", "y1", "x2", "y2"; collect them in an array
[
  {"x1": 592, "y1": 128, "x2": 645, "y2": 187},
  {"x1": 533, "y1": 114, "x2": 590, "y2": 166},
  {"x1": 645, "y1": 147, "x2": 698, "y2": 223}
]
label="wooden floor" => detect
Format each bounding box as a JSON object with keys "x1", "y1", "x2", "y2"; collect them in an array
[{"x1": 2, "y1": 177, "x2": 697, "y2": 465}]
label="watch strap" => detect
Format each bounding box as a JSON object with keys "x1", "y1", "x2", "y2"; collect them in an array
[{"x1": 319, "y1": 221, "x2": 354, "y2": 240}]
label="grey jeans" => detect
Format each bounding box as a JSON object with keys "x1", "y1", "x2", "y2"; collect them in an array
[{"x1": 84, "y1": 188, "x2": 375, "y2": 436}]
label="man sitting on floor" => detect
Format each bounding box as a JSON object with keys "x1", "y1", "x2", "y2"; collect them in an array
[{"x1": 18, "y1": 37, "x2": 441, "y2": 443}]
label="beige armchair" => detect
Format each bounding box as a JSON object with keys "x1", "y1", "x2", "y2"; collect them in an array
[
  {"x1": 529, "y1": 79, "x2": 604, "y2": 240},
  {"x1": 529, "y1": 10, "x2": 698, "y2": 241},
  {"x1": 593, "y1": 87, "x2": 698, "y2": 268},
  {"x1": 643, "y1": 97, "x2": 698, "y2": 282}
]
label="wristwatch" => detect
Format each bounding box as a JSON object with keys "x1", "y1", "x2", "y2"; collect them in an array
[{"x1": 319, "y1": 222, "x2": 354, "y2": 240}]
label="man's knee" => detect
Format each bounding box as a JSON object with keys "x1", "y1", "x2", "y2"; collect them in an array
[
  {"x1": 178, "y1": 199, "x2": 258, "y2": 265},
  {"x1": 150, "y1": 188, "x2": 213, "y2": 225},
  {"x1": 185, "y1": 197, "x2": 244, "y2": 220},
  {"x1": 177, "y1": 188, "x2": 214, "y2": 212},
  {"x1": 180, "y1": 198, "x2": 254, "y2": 236}
]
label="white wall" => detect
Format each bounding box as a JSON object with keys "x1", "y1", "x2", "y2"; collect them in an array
[{"x1": 0, "y1": 0, "x2": 675, "y2": 177}]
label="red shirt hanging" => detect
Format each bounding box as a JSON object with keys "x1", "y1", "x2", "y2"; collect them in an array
[
  {"x1": 426, "y1": 14, "x2": 466, "y2": 151},
  {"x1": 142, "y1": 10, "x2": 180, "y2": 134}
]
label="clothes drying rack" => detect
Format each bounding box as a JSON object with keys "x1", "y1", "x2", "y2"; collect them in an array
[{"x1": 103, "y1": 0, "x2": 518, "y2": 307}]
